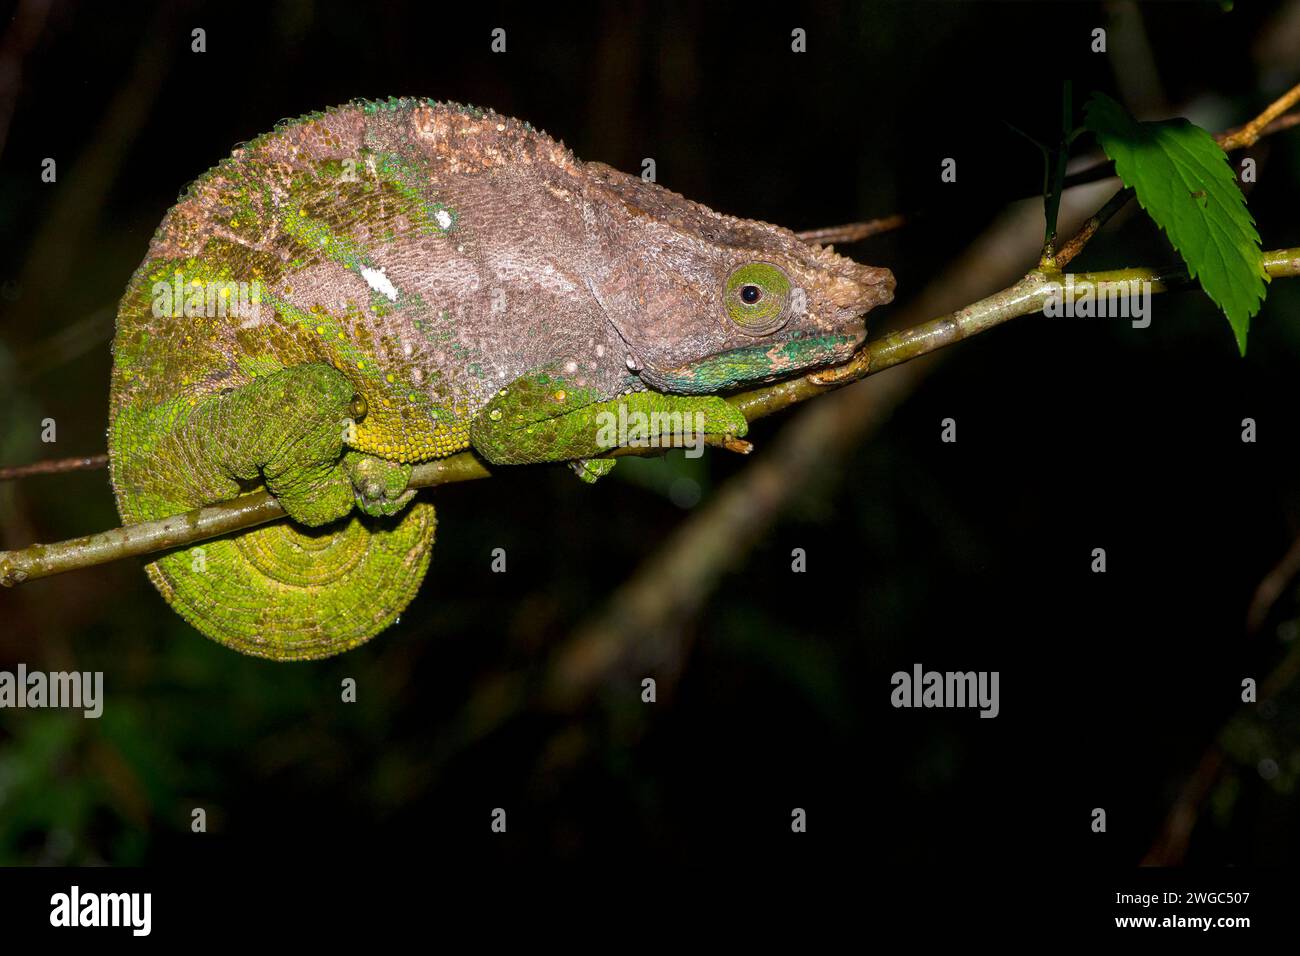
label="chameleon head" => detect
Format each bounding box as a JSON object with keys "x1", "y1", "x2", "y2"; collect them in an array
[{"x1": 586, "y1": 165, "x2": 894, "y2": 394}]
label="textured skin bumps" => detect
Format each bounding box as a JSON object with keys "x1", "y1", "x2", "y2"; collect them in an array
[
  {"x1": 108, "y1": 97, "x2": 894, "y2": 659},
  {"x1": 109, "y1": 362, "x2": 434, "y2": 659},
  {"x1": 151, "y1": 504, "x2": 434, "y2": 660}
]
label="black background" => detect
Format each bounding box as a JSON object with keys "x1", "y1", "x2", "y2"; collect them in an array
[{"x1": 1, "y1": 0, "x2": 1299, "y2": 922}]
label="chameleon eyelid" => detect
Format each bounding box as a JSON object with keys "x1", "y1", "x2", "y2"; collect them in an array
[{"x1": 723, "y1": 262, "x2": 792, "y2": 335}]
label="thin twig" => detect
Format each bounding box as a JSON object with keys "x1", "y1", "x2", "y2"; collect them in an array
[
  {"x1": 1256, "y1": 111, "x2": 1300, "y2": 139},
  {"x1": 1216, "y1": 82, "x2": 1300, "y2": 150},
  {"x1": 5, "y1": 248, "x2": 1299, "y2": 587},
  {"x1": 0, "y1": 453, "x2": 108, "y2": 481},
  {"x1": 794, "y1": 213, "x2": 907, "y2": 245},
  {"x1": 1052, "y1": 186, "x2": 1135, "y2": 269},
  {"x1": 1246, "y1": 532, "x2": 1300, "y2": 634}
]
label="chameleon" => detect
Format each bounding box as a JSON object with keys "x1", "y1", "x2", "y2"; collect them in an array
[{"x1": 107, "y1": 97, "x2": 894, "y2": 661}]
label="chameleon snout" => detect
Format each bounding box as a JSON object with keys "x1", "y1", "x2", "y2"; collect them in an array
[{"x1": 828, "y1": 264, "x2": 895, "y2": 314}]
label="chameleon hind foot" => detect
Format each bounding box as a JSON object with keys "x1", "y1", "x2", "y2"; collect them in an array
[
  {"x1": 569, "y1": 457, "x2": 617, "y2": 483},
  {"x1": 344, "y1": 451, "x2": 417, "y2": 516},
  {"x1": 165, "y1": 362, "x2": 415, "y2": 527}
]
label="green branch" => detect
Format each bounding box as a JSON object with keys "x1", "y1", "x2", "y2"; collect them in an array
[{"x1": 5, "y1": 248, "x2": 1299, "y2": 588}]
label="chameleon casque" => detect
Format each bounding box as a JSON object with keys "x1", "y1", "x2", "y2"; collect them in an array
[{"x1": 108, "y1": 98, "x2": 894, "y2": 661}]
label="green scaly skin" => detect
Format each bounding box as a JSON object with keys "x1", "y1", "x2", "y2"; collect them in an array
[
  {"x1": 110, "y1": 364, "x2": 433, "y2": 660},
  {"x1": 470, "y1": 363, "x2": 749, "y2": 470}
]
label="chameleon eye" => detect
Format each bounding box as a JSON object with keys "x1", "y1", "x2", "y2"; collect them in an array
[
  {"x1": 349, "y1": 395, "x2": 369, "y2": 421},
  {"x1": 724, "y1": 262, "x2": 792, "y2": 335}
]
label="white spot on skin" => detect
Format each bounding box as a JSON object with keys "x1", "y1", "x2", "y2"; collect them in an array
[
  {"x1": 435, "y1": 209, "x2": 454, "y2": 230},
  {"x1": 595, "y1": 344, "x2": 605, "y2": 358},
  {"x1": 564, "y1": 361, "x2": 578, "y2": 374},
  {"x1": 361, "y1": 266, "x2": 399, "y2": 302}
]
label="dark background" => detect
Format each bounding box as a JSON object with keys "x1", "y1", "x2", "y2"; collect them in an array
[{"x1": 1, "y1": 0, "x2": 1298, "y2": 876}]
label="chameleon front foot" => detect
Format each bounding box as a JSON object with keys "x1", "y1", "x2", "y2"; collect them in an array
[{"x1": 471, "y1": 368, "x2": 751, "y2": 475}]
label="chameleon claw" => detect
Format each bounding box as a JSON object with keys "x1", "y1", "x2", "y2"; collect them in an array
[
  {"x1": 570, "y1": 457, "x2": 616, "y2": 483},
  {"x1": 809, "y1": 354, "x2": 869, "y2": 385},
  {"x1": 355, "y1": 483, "x2": 417, "y2": 517},
  {"x1": 809, "y1": 368, "x2": 849, "y2": 386}
]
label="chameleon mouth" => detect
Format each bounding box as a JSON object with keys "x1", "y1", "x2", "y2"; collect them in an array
[
  {"x1": 813, "y1": 320, "x2": 868, "y2": 359},
  {"x1": 650, "y1": 330, "x2": 865, "y2": 394},
  {"x1": 840, "y1": 322, "x2": 869, "y2": 350}
]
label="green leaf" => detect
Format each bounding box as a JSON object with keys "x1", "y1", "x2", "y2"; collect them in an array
[{"x1": 1083, "y1": 92, "x2": 1267, "y2": 355}]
